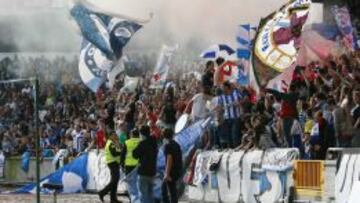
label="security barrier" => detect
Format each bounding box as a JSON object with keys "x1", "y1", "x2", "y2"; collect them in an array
[
  {"x1": 294, "y1": 160, "x2": 324, "y2": 192},
  {"x1": 293, "y1": 160, "x2": 325, "y2": 202}
]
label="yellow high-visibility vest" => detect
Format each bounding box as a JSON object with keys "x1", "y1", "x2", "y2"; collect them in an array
[
  {"x1": 125, "y1": 138, "x2": 141, "y2": 167},
  {"x1": 105, "y1": 139, "x2": 121, "y2": 164}
]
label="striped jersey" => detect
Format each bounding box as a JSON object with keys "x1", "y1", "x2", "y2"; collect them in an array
[
  {"x1": 73, "y1": 131, "x2": 85, "y2": 153},
  {"x1": 217, "y1": 89, "x2": 243, "y2": 120}
]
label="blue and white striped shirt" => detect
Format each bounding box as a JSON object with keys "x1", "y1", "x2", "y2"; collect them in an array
[
  {"x1": 217, "y1": 89, "x2": 243, "y2": 120},
  {"x1": 73, "y1": 132, "x2": 85, "y2": 153}
]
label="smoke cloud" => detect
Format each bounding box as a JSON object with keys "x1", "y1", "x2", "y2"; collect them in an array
[
  {"x1": 0, "y1": 0, "x2": 287, "y2": 53},
  {"x1": 0, "y1": 0, "x2": 289, "y2": 83}
]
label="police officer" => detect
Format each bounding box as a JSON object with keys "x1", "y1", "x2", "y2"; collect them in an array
[
  {"x1": 120, "y1": 129, "x2": 141, "y2": 203},
  {"x1": 99, "y1": 131, "x2": 122, "y2": 203},
  {"x1": 121, "y1": 129, "x2": 141, "y2": 174}
]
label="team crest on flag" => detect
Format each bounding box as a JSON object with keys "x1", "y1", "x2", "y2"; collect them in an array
[
  {"x1": 252, "y1": 0, "x2": 311, "y2": 91},
  {"x1": 71, "y1": 2, "x2": 147, "y2": 92}
]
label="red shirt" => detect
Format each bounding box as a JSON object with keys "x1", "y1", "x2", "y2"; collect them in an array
[
  {"x1": 147, "y1": 111, "x2": 158, "y2": 124},
  {"x1": 147, "y1": 111, "x2": 161, "y2": 139},
  {"x1": 96, "y1": 129, "x2": 106, "y2": 149},
  {"x1": 151, "y1": 125, "x2": 161, "y2": 139}
]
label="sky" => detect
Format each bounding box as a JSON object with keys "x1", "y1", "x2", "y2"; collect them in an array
[{"x1": 0, "y1": 0, "x2": 288, "y2": 52}]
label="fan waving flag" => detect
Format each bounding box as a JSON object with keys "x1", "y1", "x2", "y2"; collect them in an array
[{"x1": 71, "y1": 3, "x2": 145, "y2": 92}]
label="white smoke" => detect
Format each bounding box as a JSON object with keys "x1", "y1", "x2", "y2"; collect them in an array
[
  {"x1": 0, "y1": 0, "x2": 288, "y2": 52},
  {"x1": 0, "y1": 0, "x2": 289, "y2": 83}
]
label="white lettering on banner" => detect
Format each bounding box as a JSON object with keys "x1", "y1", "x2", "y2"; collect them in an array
[
  {"x1": 261, "y1": 28, "x2": 270, "y2": 53},
  {"x1": 335, "y1": 153, "x2": 360, "y2": 203},
  {"x1": 189, "y1": 149, "x2": 299, "y2": 203},
  {"x1": 217, "y1": 151, "x2": 243, "y2": 202}
]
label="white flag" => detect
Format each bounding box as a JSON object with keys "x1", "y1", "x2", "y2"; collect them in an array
[{"x1": 150, "y1": 44, "x2": 178, "y2": 89}]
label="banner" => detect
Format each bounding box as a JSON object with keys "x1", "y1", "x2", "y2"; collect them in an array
[
  {"x1": 151, "y1": 118, "x2": 208, "y2": 199},
  {"x1": 335, "y1": 151, "x2": 360, "y2": 203},
  {"x1": 151, "y1": 45, "x2": 178, "y2": 89},
  {"x1": 267, "y1": 27, "x2": 338, "y2": 92},
  {"x1": 189, "y1": 148, "x2": 299, "y2": 203},
  {"x1": 252, "y1": 0, "x2": 311, "y2": 89},
  {"x1": 157, "y1": 118, "x2": 208, "y2": 172},
  {"x1": 331, "y1": 6, "x2": 355, "y2": 50},
  {"x1": 71, "y1": 3, "x2": 143, "y2": 92}
]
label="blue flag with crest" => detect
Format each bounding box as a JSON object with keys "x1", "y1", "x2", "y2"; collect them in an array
[{"x1": 71, "y1": 3, "x2": 143, "y2": 92}]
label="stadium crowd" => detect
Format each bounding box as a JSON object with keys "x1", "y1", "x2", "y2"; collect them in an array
[{"x1": 0, "y1": 50, "x2": 359, "y2": 162}]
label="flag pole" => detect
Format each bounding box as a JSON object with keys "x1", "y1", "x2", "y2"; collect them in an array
[{"x1": 33, "y1": 76, "x2": 40, "y2": 203}]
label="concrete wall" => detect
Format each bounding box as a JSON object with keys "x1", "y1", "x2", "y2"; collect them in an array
[{"x1": 3, "y1": 157, "x2": 55, "y2": 183}]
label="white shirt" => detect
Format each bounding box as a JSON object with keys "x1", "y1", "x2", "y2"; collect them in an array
[
  {"x1": 291, "y1": 120, "x2": 303, "y2": 136},
  {"x1": 311, "y1": 123, "x2": 319, "y2": 137},
  {"x1": 191, "y1": 93, "x2": 210, "y2": 120}
]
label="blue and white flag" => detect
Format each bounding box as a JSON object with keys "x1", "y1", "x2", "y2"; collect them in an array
[
  {"x1": 152, "y1": 118, "x2": 208, "y2": 199},
  {"x1": 156, "y1": 118, "x2": 208, "y2": 172},
  {"x1": 78, "y1": 40, "x2": 109, "y2": 92},
  {"x1": 71, "y1": 3, "x2": 143, "y2": 92},
  {"x1": 237, "y1": 24, "x2": 252, "y2": 60},
  {"x1": 71, "y1": 4, "x2": 113, "y2": 60},
  {"x1": 15, "y1": 154, "x2": 89, "y2": 194},
  {"x1": 200, "y1": 44, "x2": 236, "y2": 60},
  {"x1": 237, "y1": 24, "x2": 256, "y2": 85}
]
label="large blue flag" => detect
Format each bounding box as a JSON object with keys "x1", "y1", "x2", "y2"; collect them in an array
[
  {"x1": 15, "y1": 154, "x2": 89, "y2": 194},
  {"x1": 71, "y1": 3, "x2": 143, "y2": 92}
]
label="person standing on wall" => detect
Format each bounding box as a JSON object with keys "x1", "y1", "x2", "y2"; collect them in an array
[
  {"x1": 99, "y1": 131, "x2": 122, "y2": 203},
  {"x1": 133, "y1": 125, "x2": 158, "y2": 203},
  {"x1": 162, "y1": 128, "x2": 183, "y2": 203}
]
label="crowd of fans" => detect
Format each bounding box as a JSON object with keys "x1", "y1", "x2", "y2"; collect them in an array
[
  {"x1": 0, "y1": 49, "x2": 359, "y2": 161},
  {"x1": 0, "y1": 54, "x2": 201, "y2": 160}
]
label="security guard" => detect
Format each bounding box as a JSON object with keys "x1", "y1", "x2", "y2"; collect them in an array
[
  {"x1": 121, "y1": 129, "x2": 141, "y2": 174},
  {"x1": 99, "y1": 131, "x2": 122, "y2": 203}
]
